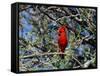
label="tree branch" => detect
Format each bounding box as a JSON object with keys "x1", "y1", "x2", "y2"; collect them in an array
[
  {"x1": 19, "y1": 52, "x2": 71, "y2": 59},
  {"x1": 72, "y1": 56, "x2": 84, "y2": 68}
]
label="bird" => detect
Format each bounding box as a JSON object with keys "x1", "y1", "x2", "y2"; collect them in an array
[{"x1": 58, "y1": 25, "x2": 68, "y2": 59}]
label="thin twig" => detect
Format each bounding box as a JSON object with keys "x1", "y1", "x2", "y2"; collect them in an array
[
  {"x1": 73, "y1": 66, "x2": 80, "y2": 69},
  {"x1": 72, "y1": 56, "x2": 83, "y2": 68}
]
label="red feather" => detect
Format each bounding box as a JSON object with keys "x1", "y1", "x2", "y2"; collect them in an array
[{"x1": 58, "y1": 25, "x2": 68, "y2": 59}]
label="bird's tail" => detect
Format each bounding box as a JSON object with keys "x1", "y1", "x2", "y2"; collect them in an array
[{"x1": 59, "y1": 53, "x2": 64, "y2": 59}]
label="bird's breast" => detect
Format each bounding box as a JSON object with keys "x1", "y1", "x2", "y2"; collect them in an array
[{"x1": 58, "y1": 35, "x2": 68, "y2": 45}]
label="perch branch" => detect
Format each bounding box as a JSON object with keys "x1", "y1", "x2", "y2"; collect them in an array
[
  {"x1": 19, "y1": 52, "x2": 71, "y2": 59},
  {"x1": 20, "y1": 52, "x2": 84, "y2": 68}
]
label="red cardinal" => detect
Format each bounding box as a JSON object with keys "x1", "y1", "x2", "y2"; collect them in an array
[{"x1": 58, "y1": 25, "x2": 68, "y2": 59}]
